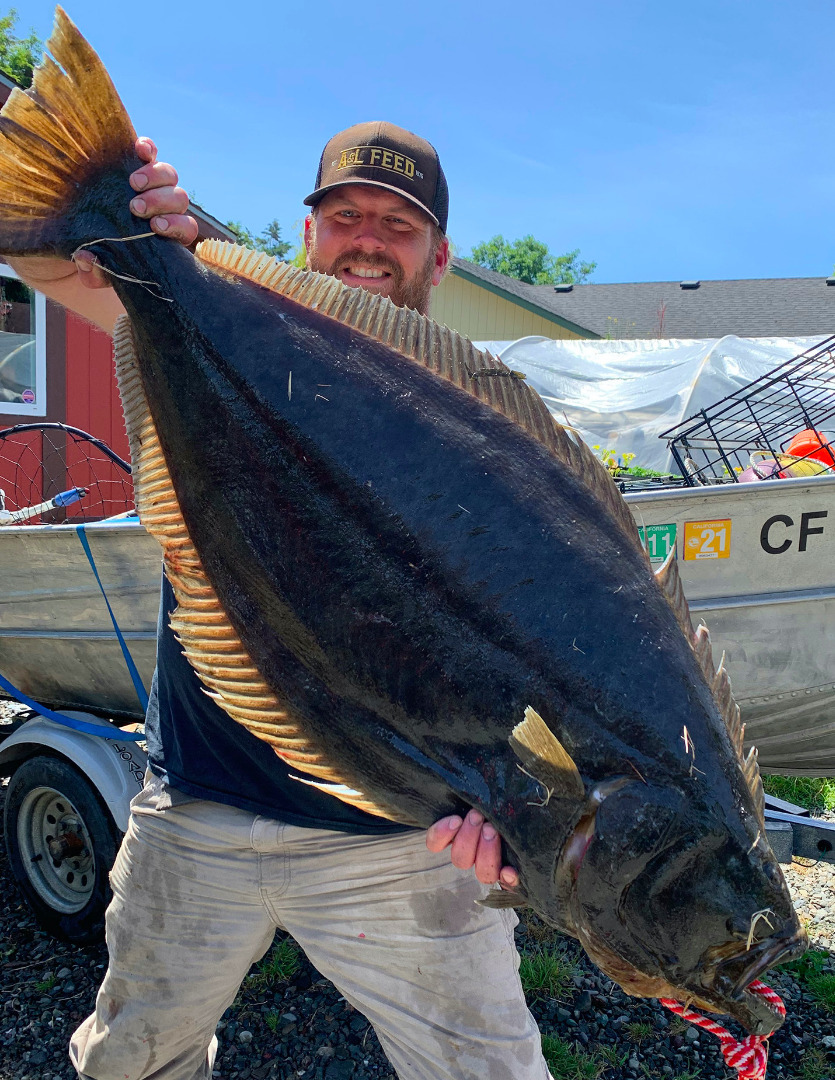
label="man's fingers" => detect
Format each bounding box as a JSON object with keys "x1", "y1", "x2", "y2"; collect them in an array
[
  {"x1": 473, "y1": 823, "x2": 502, "y2": 884},
  {"x1": 74, "y1": 250, "x2": 111, "y2": 290},
  {"x1": 449, "y1": 809, "x2": 483, "y2": 870},
  {"x1": 499, "y1": 866, "x2": 519, "y2": 889},
  {"x1": 128, "y1": 142, "x2": 197, "y2": 248},
  {"x1": 128, "y1": 180, "x2": 198, "y2": 247},
  {"x1": 426, "y1": 812, "x2": 518, "y2": 888},
  {"x1": 135, "y1": 136, "x2": 157, "y2": 164},
  {"x1": 130, "y1": 160, "x2": 179, "y2": 195},
  {"x1": 130, "y1": 184, "x2": 190, "y2": 221},
  {"x1": 425, "y1": 815, "x2": 463, "y2": 853},
  {"x1": 149, "y1": 213, "x2": 199, "y2": 246}
]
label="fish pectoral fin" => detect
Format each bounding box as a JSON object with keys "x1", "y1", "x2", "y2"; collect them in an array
[
  {"x1": 286, "y1": 773, "x2": 398, "y2": 821},
  {"x1": 478, "y1": 886, "x2": 529, "y2": 910},
  {"x1": 287, "y1": 773, "x2": 366, "y2": 800},
  {"x1": 509, "y1": 706, "x2": 585, "y2": 802}
]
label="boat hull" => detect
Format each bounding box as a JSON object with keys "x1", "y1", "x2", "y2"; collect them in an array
[
  {"x1": 0, "y1": 517, "x2": 159, "y2": 719},
  {"x1": 1, "y1": 473, "x2": 833, "y2": 773},
  {"x1": 626, "y1": 474, "x2": 835, "y2": 776}
]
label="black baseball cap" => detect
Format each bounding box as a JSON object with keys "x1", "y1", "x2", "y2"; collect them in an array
[{"x1": 304, "y1": 121, "x2": 449, "y2": 233}]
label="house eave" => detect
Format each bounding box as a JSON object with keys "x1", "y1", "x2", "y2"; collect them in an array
[{"x1": 451, "y1": 264, "x2": 600, "y2": 339}]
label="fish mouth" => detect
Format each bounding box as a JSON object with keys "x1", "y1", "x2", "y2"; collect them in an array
[
  {"x1": 573, "y1": 915, "x2": 806, "y2": 1037},
  {"x1": 699, "y1": 924, "x2": 808, "y2": 1035}
]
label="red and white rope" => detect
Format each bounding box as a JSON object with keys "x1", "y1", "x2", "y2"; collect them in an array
[{"x1": 660, "y1": 981, "x2": 785, "y2": 1080}]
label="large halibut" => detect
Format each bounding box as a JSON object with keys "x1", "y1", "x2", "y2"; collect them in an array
[{"x1": 0, "y1": 8, "x2": 805, "y2": 1036}]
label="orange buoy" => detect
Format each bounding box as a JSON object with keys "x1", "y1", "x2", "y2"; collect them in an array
[{"x1": 784, "y1": 428, "x2": 835, "y2": 467}]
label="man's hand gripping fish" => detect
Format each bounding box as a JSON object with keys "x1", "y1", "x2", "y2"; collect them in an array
[{"x1": 0, "y1": 7, "x2": 806, "y2": 1043}]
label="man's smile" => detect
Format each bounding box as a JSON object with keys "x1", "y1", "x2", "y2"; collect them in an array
[
  {"x1": 333, "y1": 256, "x2": 401, "y2": 291},
  {"x1": 343, "y1": 265, "x2": 390, "y2": 280}
]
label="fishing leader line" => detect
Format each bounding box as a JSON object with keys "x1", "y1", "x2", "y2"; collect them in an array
[{"x1": 71, "y1": 232, "x2": 174, "y2": 301}]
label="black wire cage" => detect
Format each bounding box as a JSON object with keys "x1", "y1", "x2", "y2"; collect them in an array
[{"x1": 661, "y1": 335, "x2": 835, "y2": 486}]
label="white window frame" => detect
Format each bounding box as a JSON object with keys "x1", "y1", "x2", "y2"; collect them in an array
[{"x1": 0, "y1": 262, "x2": 47, "y2": 417}]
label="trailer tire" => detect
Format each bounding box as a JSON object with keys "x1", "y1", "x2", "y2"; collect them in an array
[{"x1": 4, "y1": 755, "x2": 121, "y2": 944}]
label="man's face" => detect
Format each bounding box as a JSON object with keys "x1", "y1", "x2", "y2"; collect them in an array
[{"x1": 305, "y1": 185, "x2": 449, "y2": 315}]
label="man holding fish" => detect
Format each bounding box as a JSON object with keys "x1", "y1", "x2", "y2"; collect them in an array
[{"x1": 11, "y1": 124, "x2": 554, "y2": 1080}]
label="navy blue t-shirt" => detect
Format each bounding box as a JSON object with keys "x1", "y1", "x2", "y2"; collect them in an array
[{"x1": 145, "y1": 575, "x2": 412, "y2": 834}]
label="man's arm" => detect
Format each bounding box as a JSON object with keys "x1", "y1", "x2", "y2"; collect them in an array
[
  {"x1": 5, "y1": 253, "x2": 126, "y2": 333},
  {"x1": 7, "y1": 137, "x2": 197, "y2": 333}
]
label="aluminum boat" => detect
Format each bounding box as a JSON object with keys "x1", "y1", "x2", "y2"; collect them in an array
[{"x1": 0, "y1": 474, "x2": 833, "y2": 774}]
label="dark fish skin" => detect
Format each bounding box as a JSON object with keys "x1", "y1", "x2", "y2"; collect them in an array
[
  {"x1": 0, "y1": 10, "x2": 806, "y2": 1036},
  {"x1": 84, "y1": 225, "x2": 809, "y2": 1032}
]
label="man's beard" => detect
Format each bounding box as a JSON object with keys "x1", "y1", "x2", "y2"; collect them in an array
[{"x1": 306, "y1": 239, "x2": 437, "y2": 315}]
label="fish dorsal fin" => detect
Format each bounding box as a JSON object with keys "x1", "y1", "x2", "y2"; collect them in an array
[
  {"x1": 741, "y1": 745, "x2": 765, "y2": 830},
  {"x1": 195, "y1": 240, "x2": 644, "y2": 551},
  {"x1": 712, "y1": 653, "x2": 765, "y2": 827},
  {"x1": 711, "y1": 654, "x2": 745, "y2": 760},
  {"x1": 111, "y1": 314, "x2": 396, "y2": 822},
  {"x1": 509, "y1": 706, "x2": 585, "y2": 802},
  {"x1": 691, "y1": 622, "x2": 716, "y2": 685},
  {"x1": 654, "y1": 545, "x2": 694, "y2": 639},
  {"x1": 655, "y1": 552, "x2": 764, "y2": 825}
]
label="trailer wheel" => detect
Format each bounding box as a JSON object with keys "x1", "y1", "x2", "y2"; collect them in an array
[{"x1": 4, "y1": 755, "x2": 121, "y2": 944}]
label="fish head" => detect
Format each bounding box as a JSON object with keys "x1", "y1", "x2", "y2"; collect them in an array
[{"x1": 548, "y1": 778, "x2": 807, "y2": 1035}]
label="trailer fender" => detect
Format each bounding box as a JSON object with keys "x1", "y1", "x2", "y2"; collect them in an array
[{"x1": 0, "y1": 714, "x2": 147, "y2": 832}]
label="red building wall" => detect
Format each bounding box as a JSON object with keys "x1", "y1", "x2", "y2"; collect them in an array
[
  {"x1": 0, "y1": 309, "x2": 134, "y2": 521},
  {"x1": 65, "y1": 313, "x2": 129, "y2": 461},
  {"x1": 62, "y1": 313, "x2": 134, "y2": 518}
]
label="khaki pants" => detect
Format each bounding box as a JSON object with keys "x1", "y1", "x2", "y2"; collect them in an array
[{"x1": 71, "y1": 773, "x2": 551, "y2": 1080}]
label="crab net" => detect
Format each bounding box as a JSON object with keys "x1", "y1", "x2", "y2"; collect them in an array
[{"x1": 0, "y1": 422, "x2": 133, "y2": 524}]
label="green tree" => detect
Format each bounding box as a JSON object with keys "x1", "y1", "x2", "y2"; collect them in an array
[
  {"x1": 225, "y1": 221, "x2": 256, "y2": 248},
  {"x1": 0, "y1": 9, "x2": 43, "y2": 88},
  {"x1": 470, "y1": 234, "x2": 596, "y2": 285},
  {"x1": 225, "y1": 218, "x2": 292, "y2": 260}
]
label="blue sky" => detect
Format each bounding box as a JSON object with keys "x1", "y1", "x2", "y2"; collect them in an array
[{"x1": 18, "y1": 0, "x2": 835, "y2": 283}]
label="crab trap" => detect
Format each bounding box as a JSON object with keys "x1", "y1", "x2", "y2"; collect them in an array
[{"x1": 661, "y1": 335, "x2": 835, "y2": 486}]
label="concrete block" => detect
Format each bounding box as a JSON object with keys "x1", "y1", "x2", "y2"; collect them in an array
[{"x1": 765, "y1": 820, "x2": 794, "y2": 864}]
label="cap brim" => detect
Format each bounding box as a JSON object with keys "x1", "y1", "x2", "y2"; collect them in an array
[{"x1": 303, "y1": 178, "x2": 441, "y2": 228}]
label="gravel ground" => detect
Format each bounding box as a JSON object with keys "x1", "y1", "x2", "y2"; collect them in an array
[{"x1": 1, "y1": 703, "x2": 833, "y2": 1080}]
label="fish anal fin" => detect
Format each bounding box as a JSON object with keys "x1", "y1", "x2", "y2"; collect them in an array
[{"x1": 509, "y1": 706, "x2": 585, "y2": 802}]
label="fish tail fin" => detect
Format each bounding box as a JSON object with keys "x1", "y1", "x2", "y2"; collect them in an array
[{"x1": 0, "y1": 7, "x2": 137, "y2": 256}]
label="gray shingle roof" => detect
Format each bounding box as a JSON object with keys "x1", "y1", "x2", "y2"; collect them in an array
[{"x1": 452, "y1": 258, "x2": 835, "y2": 339}]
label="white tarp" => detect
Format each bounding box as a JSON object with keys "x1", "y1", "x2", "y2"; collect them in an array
[{"x1": 473, "y1": 335, "x2": 827, "y2": 473}]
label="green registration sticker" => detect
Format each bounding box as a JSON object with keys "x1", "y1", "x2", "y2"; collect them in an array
[{"x1": 637, "y1": 523, "x2": 677, "y2": 564}]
